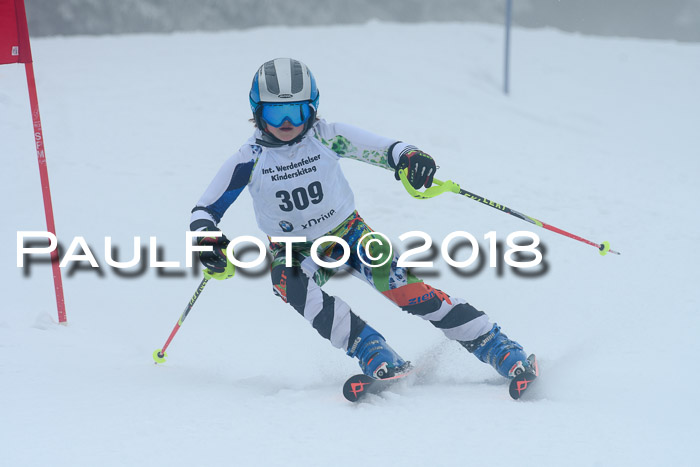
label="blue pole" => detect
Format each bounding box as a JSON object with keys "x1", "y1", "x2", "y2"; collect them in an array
[{"x1": 504, "y1": 0, "x2": 513, "y2": 95}]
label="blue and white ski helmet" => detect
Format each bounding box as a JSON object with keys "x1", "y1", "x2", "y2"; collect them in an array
[{"x1": 249, "y1": 58, "x2": 319, "y2": 130}]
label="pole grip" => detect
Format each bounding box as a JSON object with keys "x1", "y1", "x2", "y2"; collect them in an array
[{"x1": 398, "y1": 170, "x2": 460, "y2": 199}]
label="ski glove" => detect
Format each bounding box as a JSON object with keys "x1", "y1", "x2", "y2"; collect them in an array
[
  {"x1": 197, "y1": 230, "x2": 235, "y2": 280},
  {"x1": 394, "y1": 150, "x2": 436, "y2": 189}
]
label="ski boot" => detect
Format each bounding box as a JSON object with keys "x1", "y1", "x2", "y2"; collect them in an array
[
  {"x1": 460, "y1": 323, "x2": 535, "y2": 379},
  {"x1": 347, "y1": 324, "x2": 410, "y2": 379}
]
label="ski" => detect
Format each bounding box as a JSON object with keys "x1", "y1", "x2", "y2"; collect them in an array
[
  {"x1": 509, "y1": 354, "x2": 539, "y2": 400},
  {"x1": 342, "y1": 370, "x2": 412, "y2": 402},
  {"x1": 343, "y1": 356, "x2": 539, "y2": 402}
]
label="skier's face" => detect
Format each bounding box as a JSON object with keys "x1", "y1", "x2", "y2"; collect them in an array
[{"x1": 265, "y1": 120, "x2": 305, "y2": 142}]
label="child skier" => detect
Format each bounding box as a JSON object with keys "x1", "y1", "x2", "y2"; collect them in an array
[{"x1": 190, "y1": 58, "x2": 536, "y2": 383}]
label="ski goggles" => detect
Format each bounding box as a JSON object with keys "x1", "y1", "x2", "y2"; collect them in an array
[{"x1": 260, "y1": 101, "x2": 312, "y2": 128}]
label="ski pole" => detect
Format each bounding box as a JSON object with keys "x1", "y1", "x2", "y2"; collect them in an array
[
  {"x1": 398, "y1": 169, "x2": 620, "y2": 256},
  {"x1": 153, "y1": 277, "x2": 209, "y2": 364}
]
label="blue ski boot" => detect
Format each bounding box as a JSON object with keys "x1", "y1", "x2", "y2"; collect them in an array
[
  {"x1": 460, "y1": 324, "x2": 534, "y2": 378},
  {"x1": 347, "y1": 325, "x2": 409, "y2": 379}
]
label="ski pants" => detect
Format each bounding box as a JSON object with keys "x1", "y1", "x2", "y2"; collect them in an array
[{"x1": 269, "y1": 211, "x2": 493, "y2": 352}]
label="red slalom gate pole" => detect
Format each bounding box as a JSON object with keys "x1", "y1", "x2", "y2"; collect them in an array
[
  {"x1": 4, "y1": 0, "x2": 67, "y2": 322},
  {"x1": 25, "y1": 62, "x2": 67, "y2": 323}
]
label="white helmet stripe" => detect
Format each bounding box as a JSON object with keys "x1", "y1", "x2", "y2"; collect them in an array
[
  {"x1": 257, "y1": 58, "x2": 313, "y2": 102},
  {"x1": 275, "y1": 58, "x2": 292, "y2": 95}
]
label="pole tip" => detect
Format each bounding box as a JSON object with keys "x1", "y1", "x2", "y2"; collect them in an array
[{"x1": 153, "y1": 349, "x2": 167, "y2": 364}]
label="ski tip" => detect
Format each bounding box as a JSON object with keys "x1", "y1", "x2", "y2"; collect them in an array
[
  {"x1": 509, "y1": 372, "x2": 536, "y2": 400},
  {"x1": 509, "y1": 354, "x2": 538, "y2": 400},
  {"x1": 342, "y1": 367, "x2": 414, "y2": 402},
  {"x1": 343, "y1": 374, "x2": 375, "y2": 402}
]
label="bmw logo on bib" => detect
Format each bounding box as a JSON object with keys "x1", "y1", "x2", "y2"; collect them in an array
[{"x1": 279, "y1": 220, "x2": 294, "y2": 232}]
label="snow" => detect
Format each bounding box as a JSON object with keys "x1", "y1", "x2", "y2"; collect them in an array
[{"x1": 2, "y1": 22, "x2": 699, "y2": 466}]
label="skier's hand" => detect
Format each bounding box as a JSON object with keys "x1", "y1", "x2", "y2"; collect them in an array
[
  {"x1": 394, "y1": 150, "x2": 436, "y2": 189},
  {"x1": 197, "y1": 230, "x2": 235, "y2": 280}
]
